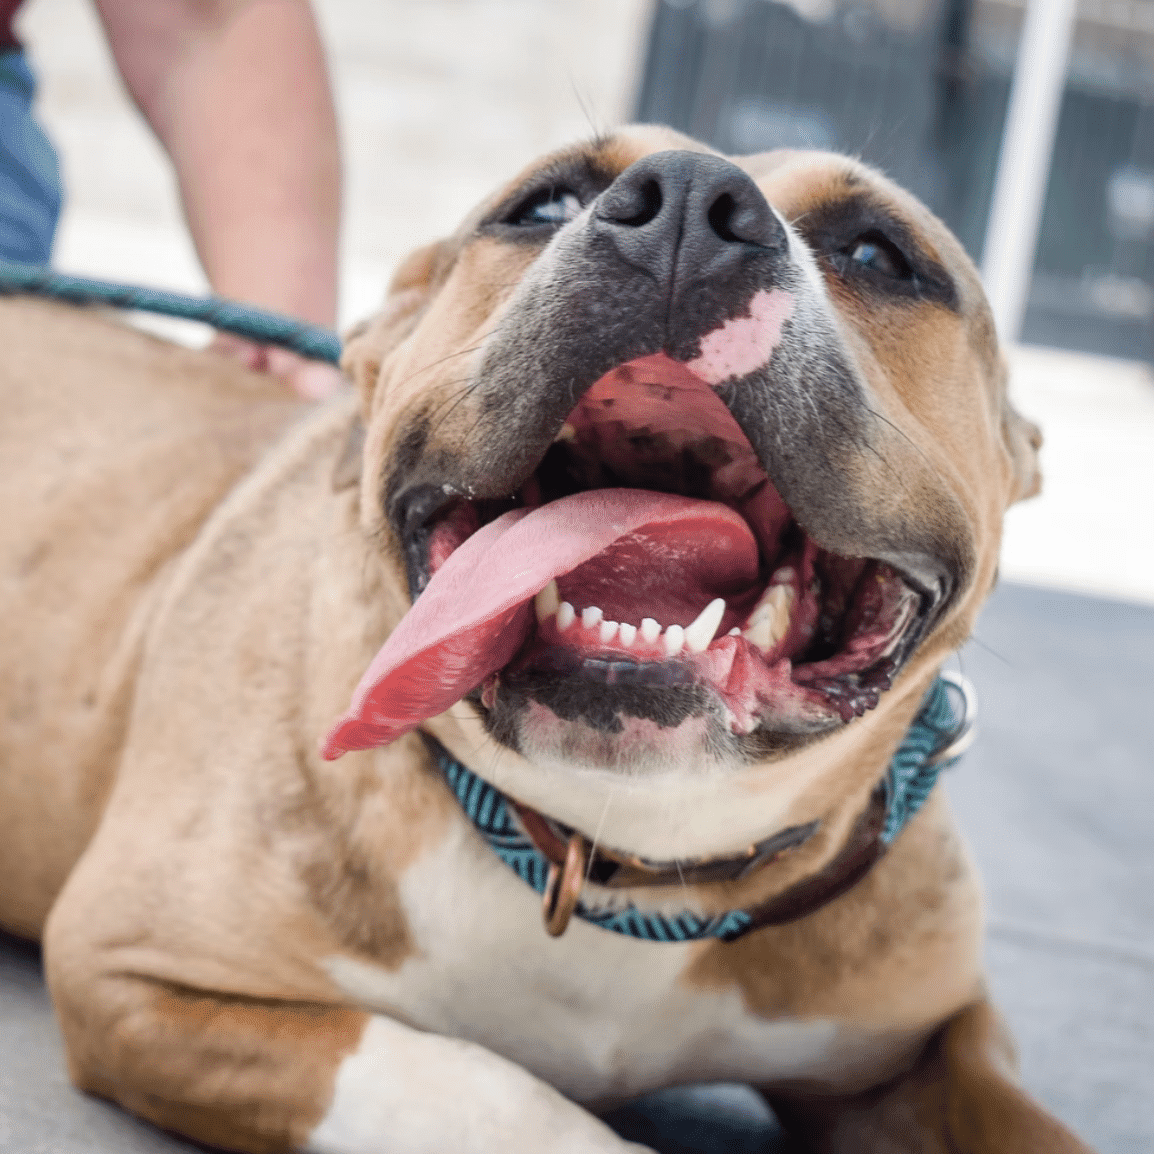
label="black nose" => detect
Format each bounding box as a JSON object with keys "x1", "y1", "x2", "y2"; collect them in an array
[{"x1": 593, "y1": 150, "x2": 786, "y2": 275}]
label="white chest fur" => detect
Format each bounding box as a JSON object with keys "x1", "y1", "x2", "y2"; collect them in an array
[{"x1": 322, "y1": 823, "x2": 922, "y2": 1104}]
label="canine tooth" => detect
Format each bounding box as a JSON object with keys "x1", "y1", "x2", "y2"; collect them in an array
[
  {"x1": 744, "y1": 583, "x2": 795, "y2": 652},
  {"x1": 640, "y1": 617, "x2": 661, "y2": 643},
  {"x1": 744, "y1": 617, "x2": 774, "y2": 653},
  {"x1": 599, "y1": 619, "x2": 619, "y2": 643},
  {"x1": 749, "y1": 581, "x2": 794, "y2": 623},
  {"x1": 535, "y1": 580, "x2": 560, "y2": 623},
  {"x1": 664, "y1": 624, "x2": 685, "y2": 657},
  {"x1": 581, "y1": 606, "x2": 603, "y2": 629},
  {"x1": 684, "y1": 598, "x2": 726, "y2": 654},
  {"x1": 618, "y1": 622, "x2": 638, "y2": 646},
  {"x1": 554, "y1": 423, "x2": 577, "y2": 443},
  {"x1": 557, "y1": 602, "x2": 576, "y2": 631}
]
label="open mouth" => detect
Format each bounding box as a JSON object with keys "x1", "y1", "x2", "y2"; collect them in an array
[{"x1": 324, "y1": 353, "x2": 932, "y2": 759}]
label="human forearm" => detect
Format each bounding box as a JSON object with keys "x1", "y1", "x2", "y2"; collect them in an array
[{"x1": 96, "y1": 0, "x2": 341, "y2": 326}]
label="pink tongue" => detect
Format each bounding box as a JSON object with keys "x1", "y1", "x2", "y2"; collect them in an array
[{"x1": 322, "y1": 489, "x2": 757, "y2": 758}]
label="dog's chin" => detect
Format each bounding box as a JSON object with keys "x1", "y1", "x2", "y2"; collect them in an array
[
  {"x1": 473, "y1": 668, "x2": 836, "y2": 774},
  {"x1": 505, "y1": 699, "x2": 733, "y2": 777}
]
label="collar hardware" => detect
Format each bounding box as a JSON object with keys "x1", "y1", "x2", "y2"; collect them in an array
[{"x1": 542, "y1": 834, "x2": 587, "y2": 937}]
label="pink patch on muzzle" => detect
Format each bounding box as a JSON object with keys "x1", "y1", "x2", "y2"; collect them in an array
[{"x1": 684, "y1": 288, "x2": 794, "y2": 385}]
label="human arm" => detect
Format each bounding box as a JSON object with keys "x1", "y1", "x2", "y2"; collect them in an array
[{"x1": 94, "y1": 0, "x2": 344, "y2": 397}]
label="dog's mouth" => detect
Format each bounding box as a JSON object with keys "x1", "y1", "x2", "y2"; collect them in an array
[{"x1": 324, "y1": 354, "x2": 932, "y2": 760}]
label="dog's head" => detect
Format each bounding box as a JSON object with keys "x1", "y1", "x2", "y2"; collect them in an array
[{"x1": 326, "y1": 126, "x2": 1039, "y2": 836}]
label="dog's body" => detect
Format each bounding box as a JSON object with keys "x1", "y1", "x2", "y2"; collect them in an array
[{"x1": 0, "y1": 127, "x2": 1091, "y2": 1153}]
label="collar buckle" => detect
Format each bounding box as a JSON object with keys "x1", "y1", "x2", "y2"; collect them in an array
[
  {"x1": 927, "y1": 670, "x2": 979, "y2": 766},
  {"x1": 542, "y1": 833, "x2": 587, "y2": 937}
]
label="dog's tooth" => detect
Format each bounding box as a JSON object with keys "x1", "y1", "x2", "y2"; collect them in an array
[
  {"x1": 744, "y1": 616, "x2": 774, "y2": 653},
  {"x1": 618, "y1": 622, "x2": 638, "y2": 647},
  {"x1": 640, "y1": 617, "x2": 661, "y2": 643},
  {"x1": 749, "y1": 579, "x2": 795, "y2": 621},
  {"x1": 744, "y1": 583, "x2": 795, "y2": 652},
  {"x1": 684, "y1": 598, "x2": 726, "y2": 654},
  {"x1": 728, "y1": 626, "x2": 742, "y2": 636},
  {"x1": 599, "y1": 619, "x2": 619, "y2": 643},
  {"x1": 557, "y1": 601, "x2": 576, "y2": 631},
  {"x1": 535, "y1": 580, "x2": 560, "y2": 623},
  {"x1": 581, "y1": 605, "x2": 603, "y2": 629},
  {"x1": 664, "y1": 624, "x2": 686, "y2": 657},
  {"x1": 554, "y1": 423, "x2": 577, "y2": 443}
]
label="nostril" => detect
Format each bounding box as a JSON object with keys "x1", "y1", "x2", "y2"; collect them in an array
[
  {"x1": 707, "y1": 190, "x2": 783, "y2": 247},
  {"x1": 707, "y1": 193, "x2": 742, "y2": 243},
  {"x1": 629, "y1": 180, "x2": 663, "y2": 227},
  {"x1": 601, "y1": 177, "x2": 663, "y2": 228}
]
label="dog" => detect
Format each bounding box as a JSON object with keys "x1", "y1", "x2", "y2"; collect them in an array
[{"x1": 0, "y1": 125, "x2": 1092, "y2": 1154}]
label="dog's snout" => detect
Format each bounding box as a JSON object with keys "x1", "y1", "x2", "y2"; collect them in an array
[{"x1": 594, "y1": 151, "x2": 785, "y2": 263}]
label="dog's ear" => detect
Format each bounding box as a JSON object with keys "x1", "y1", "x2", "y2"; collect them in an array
[
  {"x1": 341, "y1": 239, "x2": 455, "y2": 410},
  {"x1": 1003, "y1": 395, "x2": 1043, "y2": 503}
]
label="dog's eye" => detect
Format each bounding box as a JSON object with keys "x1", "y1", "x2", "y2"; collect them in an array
[
  {"x1": 507, "y1": 188, "x2": 584, "y2": 227},
  {"x1": 844, "y1": 232, "x2": 912, "y2": 280}
]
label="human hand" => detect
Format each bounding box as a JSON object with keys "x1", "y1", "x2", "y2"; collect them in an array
[{"x1": 208, "y1": 331, "x2": 346, "y2": 401}]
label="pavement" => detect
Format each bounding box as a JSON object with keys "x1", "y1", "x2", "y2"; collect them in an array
[{"x1": 3, "y1": 1, "x2": 1153, "y2": 1151}]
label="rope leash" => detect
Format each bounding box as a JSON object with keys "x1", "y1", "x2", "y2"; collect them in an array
[{"x1": 0, "y1": 259, "x2": 343, "y2": 365}]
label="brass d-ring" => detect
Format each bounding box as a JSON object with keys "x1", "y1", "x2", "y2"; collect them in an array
[{"x1": 542, "y1": 834, "x2": 586, "y2": 937}]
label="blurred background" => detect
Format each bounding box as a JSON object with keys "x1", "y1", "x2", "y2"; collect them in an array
[
  {"x1": 19, "y1": 0, "x2": 1154, "y2": 608},
  {"x1": 2, "y1": 3, "x2": 1150, "y2": 1153}
]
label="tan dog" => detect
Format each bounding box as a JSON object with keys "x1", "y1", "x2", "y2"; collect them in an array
[{"x1": 0, "y1": 126, "x2": 1091, "y2": 1154}]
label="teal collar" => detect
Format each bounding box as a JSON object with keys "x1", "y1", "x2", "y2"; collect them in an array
[{"x1": 431, "y1": 672, "x2": 976, "y2": 944}]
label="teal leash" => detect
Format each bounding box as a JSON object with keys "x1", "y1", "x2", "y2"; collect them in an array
[{"x1": 0, "y1": 258, "x2": 342, "y2": 364}]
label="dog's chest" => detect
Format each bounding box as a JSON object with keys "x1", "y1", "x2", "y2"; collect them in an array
[{"x1": 322, "y1": 824, "x2": 909, "y2": 1103}]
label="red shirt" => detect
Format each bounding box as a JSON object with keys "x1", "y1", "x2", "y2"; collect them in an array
[{"x1": 0, "y1": 0, "x2": 22, "y2": 50}]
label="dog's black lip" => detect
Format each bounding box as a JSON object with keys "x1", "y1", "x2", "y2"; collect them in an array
[
  {"x1": 395, "y1": 483, "x2": 451, "y2": 598},
  {"x1": 471, "y1": 565, "x2": 936, "y2": 743}
]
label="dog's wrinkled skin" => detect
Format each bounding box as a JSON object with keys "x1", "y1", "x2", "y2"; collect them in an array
[{"x1": 0, "y1": 126, "x2": 1088, "y2": 1154}]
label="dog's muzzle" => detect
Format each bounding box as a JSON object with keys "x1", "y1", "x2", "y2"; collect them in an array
[{"x1": 324, "y1": 151, "x2": 960, "y2": 762}]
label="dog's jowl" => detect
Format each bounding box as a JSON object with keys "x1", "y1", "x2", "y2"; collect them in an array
[{"x1": 0, "y1": 127, "x2": 1086, "y2": 1154}]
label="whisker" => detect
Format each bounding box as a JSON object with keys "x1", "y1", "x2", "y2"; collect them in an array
[
  {"x1": 586, "y1": 788, "x2": 616, "y2": 887},
  {"x1": 390, "y1": 342, "x2": 487, "y2": 396}
]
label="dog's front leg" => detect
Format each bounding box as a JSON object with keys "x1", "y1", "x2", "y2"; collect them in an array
[
  {"x1": 762, "y1": 1000, "x2": 1095, "y2": 1153},
  {"x1": 308, "y1": 1012, "x2": 655, "y2": 1154},
  {"x1": 48, "y1": 973, "x2": 652, "y2": 1154}
]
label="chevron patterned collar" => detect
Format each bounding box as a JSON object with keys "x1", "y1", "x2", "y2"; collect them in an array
[{"x1": 429, "y1": 672, "x2": 976, "y2": 944}]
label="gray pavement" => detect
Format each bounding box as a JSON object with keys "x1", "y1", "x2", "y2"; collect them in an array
[{"x1": 2, "y1": 581, "x2": 1151, "y2": 1153}]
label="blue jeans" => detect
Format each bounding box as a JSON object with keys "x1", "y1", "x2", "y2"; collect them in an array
[{"x1": 0, "y1": 49, "x2": 61, "y2": 263}]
